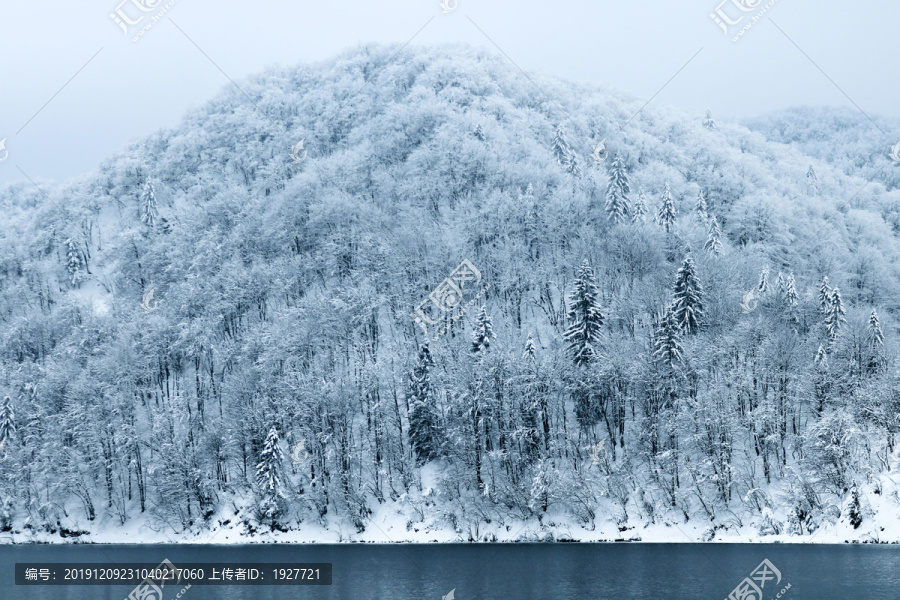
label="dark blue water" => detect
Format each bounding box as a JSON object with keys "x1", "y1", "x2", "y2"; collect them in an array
[{"x1": 3, "y1": 543, "x2": 899, "y2": 599}]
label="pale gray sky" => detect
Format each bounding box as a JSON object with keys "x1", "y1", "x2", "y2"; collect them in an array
[{"x1": 0, "y1": 0, "x2": 896, "y2": 187}]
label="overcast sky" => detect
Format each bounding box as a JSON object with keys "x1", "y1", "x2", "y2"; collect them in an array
[{"x1": 0, "y1": 0, "x2": 895, "y2": 187}]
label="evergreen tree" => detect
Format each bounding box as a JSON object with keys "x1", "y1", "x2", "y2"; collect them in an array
[
  {"x1": 869, "y1": 309, "x2": 885, "y2": 347},
  {"x1": 825, "y1": 287, "x2": 846, "y2": 343},
  {"x1": 256, "y1": 426, "x2": 286, "y2": 498},
  {"x1": 758, "y1": 267, "x2": 770, "y2": 294},
  {"x1": 657, "y1": 182, "x2": 677, "y2": 234},
  {"x1": 774, "y1": 271, "x2": 787, "y2": 302},
  {"x1": 408, "y1": 343, "x2": 441, "y2": 464},
  {"x1": 551, "y1": 124, "x2": 573, "y2": 168},
  {"x1": 653, "y1": 306, "x2": 683, "y2": 372},
  {"x1": 523, "y1": 334, "x2": 536, "y2": 361},
  {"x1": 632, "y1": 187, "x2": 648, "y2": 223},
  {"x1": 703, "y1": 109, "x2": 716, "y2": 130},
  {"x1": 564, "y1": 260, "x2": 604, "y2": 366},
  {"x1": 818, "y1": 276, "x2": 831, "y2": 314},
  {"x1": 65, "y1": 238, "x2": 83, "y2": 286},
  {"x1": 672, "y1": 254, "x2": 704, "y2": 334},
  {"x1": 0, "y1": 396, "x2": 14, "y2": 447},
  {"x1": 867, "y1": 309, "x2": 885, "y2": 374},
  {"x1": 847, "y1": 485, "x2": 862, "y2": 529},
  {"x1": 473, "y1": 123, "x2": 486, "y2": 141},
  {"x1": 785, "y1": 274, "x2": 799, "y2": 307},
  {"x1": 696, "y1": 189, "x2": 709, "y2": 221},
  {"x1": 140, "y1": 177, "x2": 159, "y2": 228},
  {"x1": 807, "y1": 164, "x2": 818, "y2": 195},
  {"x1": 704, "y1": 216, "x2": 723, "y2": 256},
  {"x1": 471, "y1": 305, "x2": 494, "y2": 354},
  {"x1": 255, "y1": 425, "x2": 287, "y2": 527},
  {"x1": 605, "y1": 154, "x2": 631, "y2": 224}
]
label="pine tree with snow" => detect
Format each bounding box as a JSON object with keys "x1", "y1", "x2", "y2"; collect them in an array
[
  {"x1": 818, "y1": 276, "x2": 831, "y2": 314},
  {"x1": 704, "y1": 217, "x2": 723, "y2": 256},
  {"x1": 632, "y1": 187, "x2": 648, "y2": 223},
  {"x1": 408, "y1": 343, "x2": 441, "y2": 465},
  {"x1": 758, "y1": 268, "x2": 770, "y2": 295},
  {"x1": 65, "y1": 238, "x2": 83, "y2": 286},
  {"x1": 604, "y1": 154, "x2": 631, "y2": 224},
  {"x1": 672, "y1": 254, "x2": 704, "y2": 334},
  {"x1": 523, "y1": 334, "x2": 536, "y2": 361},
  {"x1": 847, "y1": 485, "x2": 862, "y2": 529},
  {"x1": 0, "y1": 396, "x2": 15, "y2": 447},
  {"x1": 657, "y1": 182, "x2": 677, "y2": 234},
  {"x1": 703, "y1": 109, "x2": 716, "y2": 130},
  {"x1": 471, "y1": 305, "x2": 494, "y2": 354},
  {"x1": 473, "y1": 123, "x2": 486, "y2": 142},
  {"x1": 773, "y1": 271, "x2": 786, "y2": 302},
  {"x1": 869, "y1": 309, "x2": 884, "y2": 347},
  {"x1": 825, "y1": 287, "x2": 846, "y2": 343},
  {"x1": 564, "y1": 260, "x2": 604, "y2": 367},
  {"x1": 807, "y1": 164, "x2": 818, "y2": 195},
  {"x1": 551, "y1": 124, "x2": 573, "y2": 168},
  {"x1": 256, "y1": 426, "x2": 286, "y2": 498},
  {"x1": 785, "y1": 274, "x2": 799, "y2": 307},
  {"x1": 696, "y1": 189, "x2": 709, "y2": 221},
  {"x1": 653, "y1": 306, "x2": 683, "y2": 371},
  {"x1": 867, "y1": 309, "x2": 885, "y2": 374},
  {"x1": 140, "y1": 177, "x2": 159, "y2": 229}
]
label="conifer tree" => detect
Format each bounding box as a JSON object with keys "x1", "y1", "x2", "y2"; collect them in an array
[
  {"x1": 632, "y1": 187, "x2": 648, "y2": 223},
  {"x1": 140, "y1": 177, "x2": 159, "y2": 228},
  {"x1": 0, "y1": 396, "x2": 14, "y2": 447},
  {"x1": 807, "y1": 164, "x2": 818, "y2": 195},
  {"x1": 672, "y1": 254, "x2": 704, "y2": 334},
  {"x1": 848, "y1": 485, "x2": 862, "y2": 529},
  {"x1": 653, "y1": 306, "x2": 683, "y2": 372},
  {"x1": 65, "y1": 238, "x2": 83, "y2": 286},
  {"x1": 774, "y1": 271, "x2": 786, "y2": 302},
  {"x1": 551, "y1": 124, "x2": 573, "y2": 168},
  {"x1": 408, "y1": 343, "x2": 441, "y2": 464},
  {"x1": 605, "y1": 154, "x2": 631, "y2": 224},
  {"x1": 758, "y1": 268, "x2": 770, "y2": 295},
  {"x1": 471, "y1": 305, "x2": 494, "y2": 354},
  {"x1": 703, "y1": 109, "x2": 716, "y2": 130},
  {"x1": 818, "y1": 276, "x2": 832, "y2": 314},
  {"x1": 523, "y1": 334, "x2": 536, "y2": 361},
  {"x1": 473, "y1": 123, "x2": 486, "y2": 142},
  {"x1": 785, "y1": 274, "x2": 799, "y2": 307},
  {"x1": 825, "y1": 287, "x2": 846, "y2": 343},
  {"x1": 564, "y1": 260, "x2": 604, "y2": 366},
  {"x1": 256, "y1": 426, "x2": 286, "y2": 498},
  {"x1": 696, "y1": 189, "x2": 709, "y2": 221},
  {"x1": 867, "y1": 309, "x2": 885, "y2": 374},
  {"x1": 704, "y1": 217, "x2": 723, "y2": 256},
  {"x1": 657, "y1": 183, "x2": 677, "y2": 234}
]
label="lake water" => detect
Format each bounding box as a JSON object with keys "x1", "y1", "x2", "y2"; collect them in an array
[{"x1": 3, "y1": 543, "x2": 900, "y2": 599}]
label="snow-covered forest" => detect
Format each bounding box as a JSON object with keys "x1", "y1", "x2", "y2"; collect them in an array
[{"x1": 2, "y1": 44, "x2": 900, "y2": 542}]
